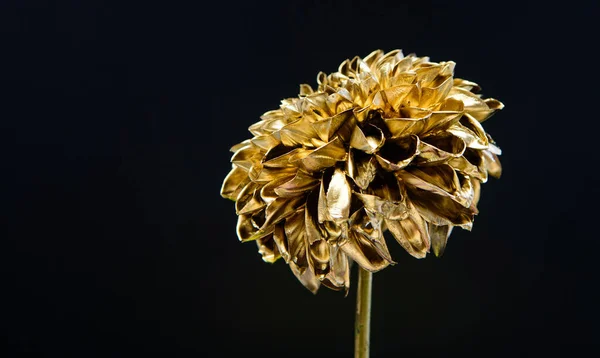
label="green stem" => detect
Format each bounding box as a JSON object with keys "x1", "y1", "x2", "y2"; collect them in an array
[{"x1": 354, "y1": 267, "x2": 372, "y2": 358}]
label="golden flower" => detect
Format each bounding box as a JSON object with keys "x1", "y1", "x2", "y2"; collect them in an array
[{"x1": 221, "y1": 49, "x2": 503, "y2": 293}]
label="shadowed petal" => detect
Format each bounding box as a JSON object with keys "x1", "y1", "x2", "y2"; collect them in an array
[
  {"x1": 416, "y1": 134, "x2": 466, "y2": 165},
  {"x1": 272, "y1": 223, "x2": 290, "y2": 263},
  {"x1": 347, "y1": 150, "x2": 378, "y2": 190},
  {"x1": 237, "y1": 186, "x2": 265, "y2": 215},
  {"x1": 385, "y1": 201, "x2": 430, "y2": 258},
  {"x1": 309, "y1": 239, "x2": 330, "y2": 279},
  {"x1": 290, "y1": 137, "x2": 347, "y2": 172},
  {"x1": 257, "y1": 233, "x2": 281, "y2": 263},
  {"x1": 289, "y1": 261, "x2": 320, "y2": 294},
  {"x1": 249, "y1": 164, "x2": 297, "y2": 184},
  {"x1": 350, "y1": 123, "x2": 385, "y2": 154},
  {"x1": 399, "y1": 165, "x2": 460, "y2": 198},
  {"x1": 340, "y1": 229, "x2": 391, "y2": 272},
  {"x1": 285, "y1": 209, "x2": 310, "y2": 267},
  {"x1": 408, "y1": 187, "x2": 476, "y2": 229},
  {"x1": 259, "y1": 173, "x2": 296, "y2": 204},
  {"x1": 237, "y1": 214, "x2": 273, "y2": 243},
  {"x1": 428, "y1": 223, "x2": 453, "y2": 257},
  {"x1": 262, "y1": 196, "x2": 305, "y2": 230},
  {"x1": 376, "y1": 135, "x2": 419, "y2": 171},
  {"x1": 274, "y1": 170, "x2": 319, "y2": 197},
  {"x1": 305, "y1": 190, "x2": 325, "y2": 244},
  {"x1": 262, "y1": 145, "x2": 303, "y2": 168}
]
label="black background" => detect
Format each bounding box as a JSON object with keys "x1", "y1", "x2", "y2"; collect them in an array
[{"x1": 2, "y1": 0, "x2": 598, "y2": 356}]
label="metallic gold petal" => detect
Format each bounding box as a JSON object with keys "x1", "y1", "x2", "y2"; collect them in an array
[
  {"x1": 350, "y1": 123, "x2": 385, "y2": 154},
  {"x1": 220, "y1": 166, "x2": 250, "y2": 200},
  {"x1": 455, "y1": 111, "x2": 490, "y2": 145},
  {"x1": 469, "y1": 98, "x2": 504, "y2": 123},
  {"x1": 371, "y1": 85, "x2": 420, "y2": 114},
  {"x1": 428, "y1": 223, "x2": 453, "y2": 257},
  {"x1": 363, "y1": 49, "x2": 384, "y2": 67},
  {"x1": 229, "y1": 139, "x2": 252, "y2": 153},
  {"x1": 289, "y1": 261, "x2": 320, "y2": 294},
  {"x1": 292, "y1": 136, "x2": 347, "y2": 172},
  {"x1": 259, "y1": 173, "x2": 296, "y2": 204},
  {"x1": 420, "y1": 76, "x2": 453, "y2": 108},
  {"x1": 317, "y1": 177, "x2": 332, "y2": 223},
  {"x1": 400, "y1": 165, "x2": 459, "y2": 197},
  {"x1": 383, "y1": 108, "x2": 431, "y2": 138},
  {"x1": 257, "y1": 233, "x2": 281, "y2": 263},
  {"x1": 483, "y1": 149, "x2": 502, "y2": 178},
  {"x1": 262, "y1": 196, "x2": 305, "y2": 231},
  {"x1": 415, "y1": 64, "x2": 443, "y2": 85},
  {"x1": 447, "y1": 86, "x2": 489, "y2": 112},
  {"x1": 262, "y1": 145, "x2": 303, "y2": 168},
  {"x1": 399, "y1": 165, "x2": 476, "y2": 208},
  {"x1": 323, "y1": 244, "x2": 350, "y2": 292},
  {"x1": 248, "y1": 164, "x2": 297, "y2": 184},
  {"x1": 327, "y1": 169, "x2": 352, "y2": 222},
  {"x1": 299, "y1": 83, "x2": 314, "y2": 96},
  {"x1": 323, "y1": 221, "x2": 342, "y2": 242},
  {"x1": 285, "y1": 209, "x2": 309, "y2": 267},
  {"x1": 274, "y1": 170, "x2": 319, "y2": 197},
  {"x1": 448, "y1": 155, "x2": 488, "y2": 182},
  {"x1": 408, "y1": 188, "x2": 476, "y2": 229},
  {"x1": 488, "y1": 141, "x2": 502, "y2": 155},
  {"x1": 453, "y1": 78, "x2": 481, "y2": 92},
  {"x1": 237, "y1": 186, "x2": 265, "y2": 215},
  {"x1": 355, "y1": 209, "x2": 395, "y2": 264},
  {"x1": 309, "y1": 239, "x2": 330, "y2": 278},
  {"x1": 305, "y1": 190, "x2": 324, "y2": 244},
  {"x1": 355, "y1": 192, "x2": 408, "y2": 221},
  {"x1": 416, "y1": 134, "x2": 466, "y2": 165},
  {"x1": 231, "y1": 144, "x2": 262, "y2": 171},
  {"x1": 472, "y1": 178, "x2": 481, "y2": 208},
  {"x1": 347, "y1": 151, "x2": 378, "y2": 190},
  {"x1": 376, "y1": 135, "x2": 419, "y2": 171},
  {"x1": 251, "y1": 135, "x2": 281, "y2": 151},
  {"x1": 384, "y1": 200, "x2": 430, "y2": 258},
  {"x1": 272, "y1": 223, "x2": 290, "y2": 263},
  {"x1": 311, "y1": 109, "x2": 355, "y2": 142},
  {"x1": 340, "y1": 228, "x2": 391, "y2": 272},
  {"x1": 237, "y1": 214, "x2": 273, "y2": 243},
  {"x1": 279, "y1": 117, "x2": 319, "y2": 147},
  {"x1": 235, "y1": 182, "x2": 258, "y2": 214}
]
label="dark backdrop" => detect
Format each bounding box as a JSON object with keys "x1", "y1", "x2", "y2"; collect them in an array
[{"x1": 2, "y1": 0, "x2": 598, "y2": 357}]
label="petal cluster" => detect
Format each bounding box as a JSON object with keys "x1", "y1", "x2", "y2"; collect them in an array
[{"x1": 221, "y1": 50, "x2": 503, "y2": 293}]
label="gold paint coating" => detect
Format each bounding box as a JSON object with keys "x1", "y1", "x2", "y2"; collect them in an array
[{"x1": 221, "y1": 50, "x2": 503, "y2": 293}]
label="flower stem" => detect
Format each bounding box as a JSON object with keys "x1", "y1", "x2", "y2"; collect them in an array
[{"x1": 354, "y1": 267, "x2": 372, "y2": 358}]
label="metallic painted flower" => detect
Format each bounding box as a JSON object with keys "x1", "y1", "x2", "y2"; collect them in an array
[{"x1": 221, "y1": 49, "x2": 503, "y2": 293}]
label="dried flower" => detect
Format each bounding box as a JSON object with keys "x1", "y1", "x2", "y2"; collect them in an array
[{"x1": 221, "y1": 49, "x2": 503, "y2": 293}]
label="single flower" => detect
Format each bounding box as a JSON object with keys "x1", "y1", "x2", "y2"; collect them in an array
[{"x1": 221, "y1": 49, "x2": 503, "y2": 293}]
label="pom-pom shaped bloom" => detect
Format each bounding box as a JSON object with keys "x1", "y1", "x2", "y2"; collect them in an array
[{"x1": 221, "y1": 49, "x2": 503, "y2": 293}]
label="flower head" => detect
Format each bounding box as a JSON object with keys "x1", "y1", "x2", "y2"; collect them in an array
[{"x1": 221, "y1": 49, "x2": 503, "y2": 293}]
